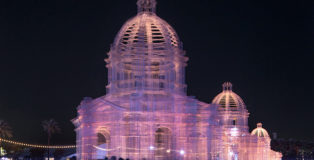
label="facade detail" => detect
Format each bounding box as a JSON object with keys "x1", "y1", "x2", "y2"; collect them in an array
[{"x1": 72, "y1": 0, "x2": 282, "y2": 159}]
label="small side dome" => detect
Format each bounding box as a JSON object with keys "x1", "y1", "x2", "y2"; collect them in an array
[
  {"x1": 212, "y1": 82, "x2": 246, "y2": 111},
  {"x1": 251, "y1": 123, "x2": 270, "y2": 138}
]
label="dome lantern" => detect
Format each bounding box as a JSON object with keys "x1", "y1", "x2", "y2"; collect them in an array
[
  {"x1": 223, "y1": 82, "x2": 233, "y2": 92},
  {"x1": 137, "y1": 0, "x2": 157, "y2": 14}
]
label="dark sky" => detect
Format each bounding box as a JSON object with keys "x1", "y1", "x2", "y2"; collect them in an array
[{"x1": 0, "y1": 0, "x2": 313, "y2": 145}]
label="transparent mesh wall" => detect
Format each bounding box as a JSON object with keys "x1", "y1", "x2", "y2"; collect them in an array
[{"x1": 73, "y1": 0, "x2": 283, "y2": 159}]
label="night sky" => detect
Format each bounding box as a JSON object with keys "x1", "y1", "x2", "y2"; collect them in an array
[{"x1": 0, "y1": 0, "x2": 313, "y2": 145}]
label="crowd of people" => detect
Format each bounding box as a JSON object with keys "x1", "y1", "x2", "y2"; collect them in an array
[{"x1": 272, "y1": 139, "x2": 314, "y2": 159}]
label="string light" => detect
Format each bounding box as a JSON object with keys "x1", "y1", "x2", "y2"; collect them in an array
[
  {"x1": 92, "y1": 145, "x2": 118, "y2": 151},
  {"x1": 0, "y1": 137, "x2": 210, "y2": 155},
  {"x1": 92, "y1": 145, "x2": 169, "y2": 152},
  {"x1": 0, "y1": 138, "x2": 76, "y2": 149}
]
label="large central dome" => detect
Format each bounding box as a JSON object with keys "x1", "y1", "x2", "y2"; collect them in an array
[
  {"x1": 113, "y1": 13, "x2": 180, "y2": 52},
  {"x1": 112, "y1": 0, "x2": 181, "y2": 53},
  {"x1": 106, "y1": 0, "x2": 187, "y2": 96}
]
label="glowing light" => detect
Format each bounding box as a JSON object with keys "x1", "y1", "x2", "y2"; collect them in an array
[
  {"x1": 166, "y1": 149, "x2": 171, "y2": 153},
  {"x1": 230, "y1": 127, "x2": 239, "y2": 137},
  {"x1": 93, "y1": 145, "x2": 117, "y2": 151},
  {"x1": 180, "y1": 150, "x2": 185, "y2": 155},
  {"x1": 0, "y1": 147, "x2": 6, "y2": 156},
  {"x1": 149, "y1": 146, "x2": 155, "y2": 150},
  {"x1": 0, "y1": 138, "x2": 75, "y2": 149}
]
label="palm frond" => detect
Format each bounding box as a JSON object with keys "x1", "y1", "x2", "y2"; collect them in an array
[
  {"x1": 0, "y1": 120, "x2": 13, "y2": 138},
  {"x1": 42, "y1": 119, "x2": 61, "y2": 135}
]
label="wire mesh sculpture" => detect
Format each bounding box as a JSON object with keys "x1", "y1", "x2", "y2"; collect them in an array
[{"x1": 72, "y1": 0, "x2": 282, "y2": 159}]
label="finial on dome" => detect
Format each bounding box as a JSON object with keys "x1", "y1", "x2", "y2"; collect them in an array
[
  {"x1": 222, "y1": 82, "x2": 233, "y2": 91},
  {"x1": 257, "y1": 123, "x2": 263, "y2": 128},
  {"x1": 137, "y1": 0, "x2": 157, "y2": 14}
]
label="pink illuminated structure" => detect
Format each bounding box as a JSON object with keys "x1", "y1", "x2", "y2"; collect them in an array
[
  {"x1": 72, "y1": 0, "x2": 282, "y2": 159},
  {"x1": 212, "y1": 83, "x2": 282, "y2": 160}
]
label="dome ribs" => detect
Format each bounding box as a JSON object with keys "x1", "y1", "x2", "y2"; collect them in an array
[{"x1": 107, "y1": 4, "x2": 187, "y2": 95}]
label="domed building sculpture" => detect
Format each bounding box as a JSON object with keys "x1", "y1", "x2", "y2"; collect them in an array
[
  {"x1": 211, "y1": 83, "x2": 282, "y2": 160},
  {"x1": 252, "y1": 123, "x2": 270, "y2": 138},
  {"x1": 72, "y1": 0, "x2": 282, "y2": 159}
]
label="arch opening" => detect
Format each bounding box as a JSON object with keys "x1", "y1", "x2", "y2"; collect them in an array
[
  {"x1": 95, "y1": 130, "x2": 110, "y2": 160},
  {"x1": 154, "y1": 127, "x2": 171, "y2": 159}
]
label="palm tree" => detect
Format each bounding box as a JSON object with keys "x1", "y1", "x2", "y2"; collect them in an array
[
  {"x1": 0, "y1": 120, "x2": 13, "y2": 157},
  {"x1": 42, "y1": 119, "x2": 61, "y2": 160}
]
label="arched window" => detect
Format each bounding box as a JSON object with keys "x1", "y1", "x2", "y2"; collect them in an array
[
  {"x1": 97, "y1": 133, "x2": 107, "y2": 145},
  {"x1": 232, "y1": 119, "x2": 236, "y2": 126},
  {"x1": 155, "y1": 128, "x2": 171, "y2": 159},
  {"x1": 95, "y1": 130, "x2": 110, "y2": 160}
]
